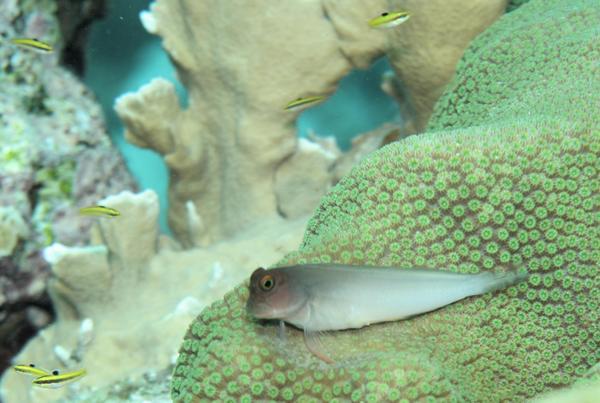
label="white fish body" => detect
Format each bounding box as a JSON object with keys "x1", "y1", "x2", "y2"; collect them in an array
[
  {"x1": 287, "y1": 267, "x2": 525, "y2": 331},
  {"x1": 248, "y1": 264, "x2": 528, "y2": 331},
  {"x1": 247, "y1": 264, "x2": 528, "y2": 362}
]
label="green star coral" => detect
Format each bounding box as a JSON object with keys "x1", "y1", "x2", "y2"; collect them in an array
[{"x1": 171, "y1": 0, "x2": 599, "y2": 401}]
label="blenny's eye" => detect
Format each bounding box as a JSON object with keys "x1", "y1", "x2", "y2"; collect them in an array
[{"x1": 260, "y1": 274, "x2": 275, "y2": 291}]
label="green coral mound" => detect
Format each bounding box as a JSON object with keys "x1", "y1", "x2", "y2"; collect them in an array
[
  {"x1": 429, "y1": 0, "x2": 597, "y2": 130},
  {"x1": 171, "y1": 0, "x2": 599, "y2": 401}
]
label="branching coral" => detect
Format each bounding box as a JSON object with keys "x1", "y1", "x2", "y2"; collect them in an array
[
  {"x1": 115, "y1": 0, "x2": 379, "y2": 247},
  {"x1": 0, "y1": 191, "x2": 309, "y2": 402},
  {"x1": 115, "y1": 0, "x2": 505, "y2": 247},
  {"x1": 171, "y1": 0, "x2": 599, "y2": 401}
]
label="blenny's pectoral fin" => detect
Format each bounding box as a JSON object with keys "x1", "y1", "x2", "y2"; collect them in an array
[
  {"x1": 303, "y1": 329, "x2": 335, "y2": 364},
  {"x1": 278, "y1": 320, "x2": 287, "y2": 341}
]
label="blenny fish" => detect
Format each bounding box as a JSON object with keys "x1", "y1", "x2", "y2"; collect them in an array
[{"x1": 247, "y1": 264, "x2": 528, "y2": 363}]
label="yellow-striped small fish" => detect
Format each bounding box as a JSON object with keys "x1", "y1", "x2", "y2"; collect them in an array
[
  {"x1": 10, "y1": 38, "x2": 53, "y2": 52},
  {"x1": 13, "y1": 364, "x2": 51, "y2": 378},
  {"x1": 284, "y1": 95, "x2": 326, "y2": 111},
  {"x1": 368, "y1": 11, "x2": 411, "y2": 29},
  {"x1": 79, "y1": 205, "x2": 120, "y2": 218},
  {"x1": 32, "y1": 369, "x2": 87, "y2": 389}
]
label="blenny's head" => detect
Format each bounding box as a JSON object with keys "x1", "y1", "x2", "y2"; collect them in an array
[{"x1": 246, "y1": 267, "x2": 306, "y2": 320}]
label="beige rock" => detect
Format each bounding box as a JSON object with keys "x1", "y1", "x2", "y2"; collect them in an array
[
  {"x1": 331, "y1": 123, "x2": 404, "y2": 183},
  {"x1": 0, "y1": 190, "x2": 307, "y2": 402},
  {"x1": 115, "y1": 0, "x2": 390, "y2": 247},
  {"x1": 274, "y1": 138, "x2": 341, "y2": 219},
  {"x1": 385, "y1": 0, "x2": 507, "y2": 130},
  {"x1": 322, "y1": 0, "x2": 388, "y2": 67},
  {"x1": 0, "y1": 206, "x2": 29, "y2": 258}
]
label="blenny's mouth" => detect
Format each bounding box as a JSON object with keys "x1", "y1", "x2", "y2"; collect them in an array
[{"x1": 246, "y1": 300, "x2": 276, "y2": 319}]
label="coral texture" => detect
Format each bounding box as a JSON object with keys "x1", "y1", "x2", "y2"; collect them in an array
[
  {"x1": 171, "y1": 0, "x2": 599, "y2": 401},
  {"x1": 382, "y1": 0, "x2": 507, "y2": 131},
  {"x1": 0, "y1": 0, "x2": 135, "y2": 375},
  {"x1": 0, "y1": 191, "x2": 308, "y2": 403}
]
